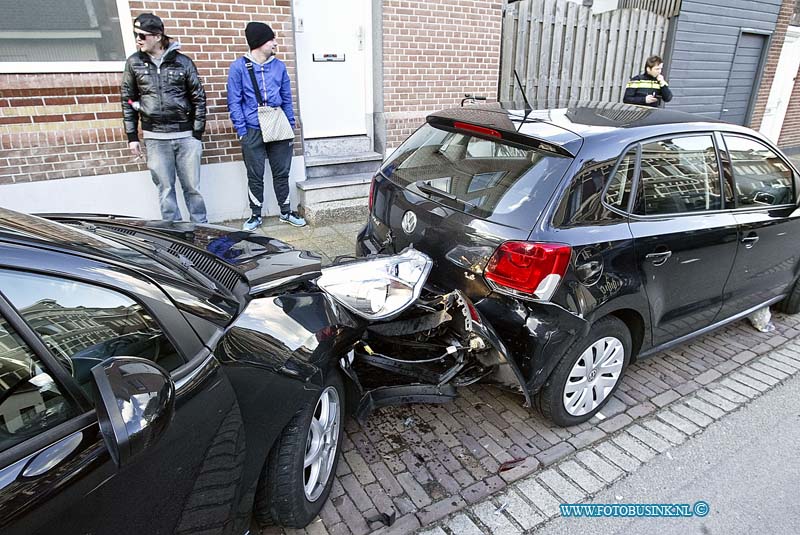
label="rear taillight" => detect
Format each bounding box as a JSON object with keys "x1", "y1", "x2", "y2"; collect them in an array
[
  {"x1": 484, "y1": 241, "x2": 571, "y2": 301},
  {"x1": 368, "y1": 175, "x2": 377, "y2": 212}
]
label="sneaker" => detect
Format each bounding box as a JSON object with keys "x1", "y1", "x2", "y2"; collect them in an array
[
  {"x1": 279, "y1": 211, "x2": 307, "y2": 227},
  {"x1": 241, "y1": 214, "x2": 262, "y2": 231}
]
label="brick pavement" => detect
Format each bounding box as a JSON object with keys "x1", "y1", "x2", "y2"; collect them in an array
[{"x1": 238, "y1": 217, "x2": 800, "y2": 535}]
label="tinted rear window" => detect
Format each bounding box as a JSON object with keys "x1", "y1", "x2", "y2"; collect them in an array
[{"x1": 381, "y1": 124, "x2": 573, "y2": 229}]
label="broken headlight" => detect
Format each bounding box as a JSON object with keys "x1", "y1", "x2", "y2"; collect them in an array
[{"x1": 317, "y1": 248, "x2": 432, "y2": 320}]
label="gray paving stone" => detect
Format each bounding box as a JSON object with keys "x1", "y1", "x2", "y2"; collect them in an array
[
  {"x1": 695, "y1": 390, "x2": 739, "y2": 412},
  {"x1": 674, "y1": 380, "x2": 701, "y2": 396},
  {"x1": 685, "y1": 397, "x2": 726, "y2": 419},
  {"x1": 371, "y1": 461, "x2": 404, "y2": 497},
  {"x1": 694, "y1": 369, "x2": 722, "y2": 385},
  {"x1": 538, "y1": 468, "x2": 587, "y2": 503},
  {"x1": 671, "y1": 403, "x2": 713, "y2": 427},
  {"x1": 714, "y1": 360, "x2": 740, "y2": 375},
  {"x1": 371, "y1": 514, "x2": 421, "y2": 535},
  {"x1": 576, "y1": 450, "x2": 623, "y2": 483},
  {"x1": 595, "y1": 396, "x2": 628, "y2": 418},
  {"x1": 651, "y1": 389, "x2": 681, "y2": 407},
  {"x1": 626, "y1": 424, "x2": 671, "y2": 452},
  {"x1": 749, "y1": 361, "x2": 789, "y2": 380},
  {"x1": 728, "y1": 372, "x2": 770, "y2": 392},
  {"x1": 598, "y1": 413, "x2": 634, "y2": 434},
  {"x1": 611, "y1": 432, "x2": 657, "y2": 462},
  {"x1": 732, "y1": 350, "x2": 758, "y2": 364},
  {"x1": 707, "y1": 384, "x2": 748, "y2": 404},
  {"x1": 396, "y1": 472, "x2": 431, "y2": 508},
  {"x1": 340, "y1": 474, "x2": 375, "y2": 512},
  {"x1": 642, "y1": 418, "x2": 687, "y2": 445},
  {"x1": 558, "y1": 460, "x2": 605, "y2": 493},
  {"x1": 332, "y1": 494, "x2": 371, "y2": 535},
  {"x1": 760, "y1": 356, "x2": 796, "y2": 375},
  {"x1": 595, "y1": 441, "x2": 641, "y2": 472},
  {"x1": 655, "y1": 409, "x2": 700, "y2": 436},
  {"x1": 462, "y1": 476, "x2": 506, "y2": 505},
  {"x1": 445, "y1": 513, "x2": 484, "y2": 535},
  {"x1": 498, "y1": 455, "x2": 541, "y2": 484},
  {"x1": 773, "y1": 349, "x2": 800, "y2": 367},
  {"x1": 516, "y1": 478, "x2": 561, "y2": 518},
  {"x1": 344, "y1": 450, "x2": 377, "y2": 485},
  {"x1": 473, "y1": 501, "x2": 522, "y2": 535},
  {"x1": 738, "y1": 366, "x2": 780, "y2": 386},
  {"x1": 719, "y1": 378, "x2": 759, "y2": 399},
  {"x1": 305, "y1": 518, "x2": 330, "y2": 535},
  {"x1": 497, "y1": 489, "x2": 546, "y2": 531},
  {"x1": 535, "y1": 442, "x2": 576, "y2": 466},
  {"x1": 416, "y1": 527, "x2": 447, "y2": 535},
  {"x1": 415, "y1": 496, "x2": 467, "y2": 525},
  {"x1": 626, "y1": 401, "x2": 657, "y2": 420},
  {"x1": 568, "y1": 428, "x2": 607, "y2": 450}
]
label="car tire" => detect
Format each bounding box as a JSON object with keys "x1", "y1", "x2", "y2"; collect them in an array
[
  {"x1": 537, "y1": 316, "x2": 631, "y2": 427},
  {"x1": 253, "y1": 371, "x2": 345, "y2": 528},
  {"x1": 775, "y1": 277, "x2": 800, "y2": 314}
]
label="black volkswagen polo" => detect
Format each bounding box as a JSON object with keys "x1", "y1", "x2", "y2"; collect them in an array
[
  {"x1": 0, "y1": 208, "x2": 514, "y2": 533},
  {"x1": 357, "y1": 102, "x2": 800, "y2": 426}
]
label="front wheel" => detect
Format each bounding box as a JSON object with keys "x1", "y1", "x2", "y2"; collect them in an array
[
  {"x1": 254, "y1": 372, "x2": 345, "y2": 528},
  {"x1": 538, "y1": 316, "x2": 631, "y2": 427}
]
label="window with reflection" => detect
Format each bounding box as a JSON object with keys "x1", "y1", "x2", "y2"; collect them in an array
[
  {"x1": 723, "y1": 135, "x2": 794, "y2": 207},
  {"x1": 555, "y1": 154, "x2": 629, "y2": 227},
  {"x1": 0, "y1": 270, "x2": 184, "y2": 394},
  {"x1": 637, "y1": 135, "x2": 721, "y2": 215},
  {"x1": 0, "y1": 315, "x2": 77, "y2": 453}
]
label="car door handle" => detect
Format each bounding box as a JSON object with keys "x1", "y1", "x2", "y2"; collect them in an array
[
  {"x1": 645, "y1": 251, "x2": 672, "y2": 266},
  {"x1": 741, "y1": 234, "x2": 759, "y2": 248}
]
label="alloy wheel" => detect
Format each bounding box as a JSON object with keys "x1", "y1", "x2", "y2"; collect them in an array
[
  {"x1": 303, "y1": 386, "x2": 341, "y2": 502},
  {"x1": 562, "y1": 336, "x2": 625, "y2": 416}
]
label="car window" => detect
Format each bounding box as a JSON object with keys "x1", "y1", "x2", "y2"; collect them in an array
[
  {"x1": 0, "y1": 314, "x2": 78, "y2": 453},
  {"x1": 636, "y1": 135, "x2": 721, "y2": 216},
  {"x1": 0, "y1": 270, "x2": 185, "y2": 394},
  {"x1": 604, "y1": 150, "x2": 636, "y2": 211},
  {"x1": 722, "y1": 135, "x2": 795, "y2": 207},
  {"x1": 381, "y1": 124, "x2": 573, "y2": 228}
]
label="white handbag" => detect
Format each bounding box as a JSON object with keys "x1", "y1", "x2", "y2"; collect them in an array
[{"x1": 245, "y1": 59, "x2": 294, "y2": 143}]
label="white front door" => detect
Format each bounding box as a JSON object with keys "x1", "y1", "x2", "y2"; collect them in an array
[
  {"x1": 760, "y1": 26, "x2": 800, "y2": 143},
  {"x1": 293, "y1": 0, "x2": 370, "y2": 139}
]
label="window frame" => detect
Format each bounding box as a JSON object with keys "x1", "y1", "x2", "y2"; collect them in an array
[
  {"x1": 718, "y1": 132, "x2": 798, "y2": 211},
  {"x1": 625, "y1": 131, "x2": 728, "y2": 219},
  {"x1": 0, "y1": 0, "x2": 136, "y2": 74}
]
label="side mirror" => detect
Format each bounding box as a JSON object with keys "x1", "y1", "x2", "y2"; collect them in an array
[{"x1": 91, "y1": 357, "x2": 175, "y2": 468}]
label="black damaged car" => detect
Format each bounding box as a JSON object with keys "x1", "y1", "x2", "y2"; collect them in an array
[
  {"x1": 358, "y1": 102, "x2": 800, "y2": 426},
  {"x1": 0, "y1": 207, "x2": 517, "y2": 533}
]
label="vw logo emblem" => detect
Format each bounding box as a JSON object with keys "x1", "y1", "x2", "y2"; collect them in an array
[{"x1": 401, "y1": 211, "x2": 417, "y2": 234}]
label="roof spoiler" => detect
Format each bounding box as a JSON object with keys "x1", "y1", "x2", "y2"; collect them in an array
[{"x1": 426, "y1": 115, "x2": 576, "y2": 158}]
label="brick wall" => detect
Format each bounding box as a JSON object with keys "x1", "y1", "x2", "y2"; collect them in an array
[
  {"x1": 778, "y1": 74, "x2": 800, "y2": 148},
  {"x1": 0, "y1": 0, "x2": 299, "y2": 186},
  {"x1": 749, "y1": 0, "x2": 794, "y2": 137},
  {"x1": 382, "y1": 0, "x2": 502, "y2": 148}
]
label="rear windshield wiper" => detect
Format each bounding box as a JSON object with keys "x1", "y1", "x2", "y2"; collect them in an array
[
  {"x1": 416, "y1": 181, "x2": 479, "y2": 211},
  {"x1": 78, "y1": 222, "x2": 220, "y2": 292}
]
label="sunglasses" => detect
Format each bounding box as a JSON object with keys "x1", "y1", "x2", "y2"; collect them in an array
[{"x1": 134, "y1": 32, "x2": 156, "y2": 40}]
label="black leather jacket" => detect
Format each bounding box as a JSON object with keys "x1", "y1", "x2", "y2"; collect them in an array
[{"x1": 121, "y1": 46, "x2": 206, "y2": 142}]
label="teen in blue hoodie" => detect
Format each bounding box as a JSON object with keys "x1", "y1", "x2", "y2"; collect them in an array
[{"x1": 227, "y1": 22, "x2": 305, "y2": 229}]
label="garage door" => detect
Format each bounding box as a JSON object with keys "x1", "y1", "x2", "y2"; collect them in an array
[{"x1": 720, "y1": 32, "x2": 768, "y2": 125}]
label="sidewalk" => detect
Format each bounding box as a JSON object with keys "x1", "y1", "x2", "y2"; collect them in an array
[{"x1": 221, "y1": 216, "x2": 363, "y2": 264}]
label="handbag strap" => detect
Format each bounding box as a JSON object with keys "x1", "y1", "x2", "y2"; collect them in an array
[{"x1": 244, "y1": 59, "x2": 266, "y2": 107}]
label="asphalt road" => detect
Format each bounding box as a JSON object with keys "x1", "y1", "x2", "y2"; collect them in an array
[{"x1": 536, "y1": 372, "x2": 800, "y2": 534}]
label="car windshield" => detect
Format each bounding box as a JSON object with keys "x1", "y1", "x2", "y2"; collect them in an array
[{"x1": 380, "y1": 124, "x2": 573, "y2": 228}]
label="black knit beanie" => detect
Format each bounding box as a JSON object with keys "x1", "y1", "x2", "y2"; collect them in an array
[{"x1": 246, "y1": 22, "x2": 275, "y2": 50}]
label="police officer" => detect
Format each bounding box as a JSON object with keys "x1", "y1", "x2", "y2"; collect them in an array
[{"x1": 623, "y1": 55, "x2": 673, "y2": 108}]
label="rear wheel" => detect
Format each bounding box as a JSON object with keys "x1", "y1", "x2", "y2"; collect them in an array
[
  {"x1": 254, "y1": 372, "x2": 345, "y2": 528},
  {"x1": 538, "y1": 316, "x2": 631, "y2": 427},
  {"x1": 776, "y1": 277, "x2": 800, "y2": 314}
]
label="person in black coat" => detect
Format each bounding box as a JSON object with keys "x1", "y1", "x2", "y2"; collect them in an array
[{"x1": 623, "y1": 55, "x2": 673, "y2": 108}]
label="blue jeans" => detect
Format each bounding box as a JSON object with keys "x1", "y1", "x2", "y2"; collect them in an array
[{"x1": 144, "y1": 137, "x2": 208, "y2": 223}]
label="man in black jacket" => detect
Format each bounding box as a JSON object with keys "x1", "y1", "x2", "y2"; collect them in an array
[
  {"x1": 122, "y1": 13, "x2": 208, "y2": 223},
  {"x1": 623, "y1": 55, "x2": 673, "y2": 108}
]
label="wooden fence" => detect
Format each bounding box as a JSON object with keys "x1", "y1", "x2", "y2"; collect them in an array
[{"x1": 500, "y1": 0, "x2": 681, "y2": 106}]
